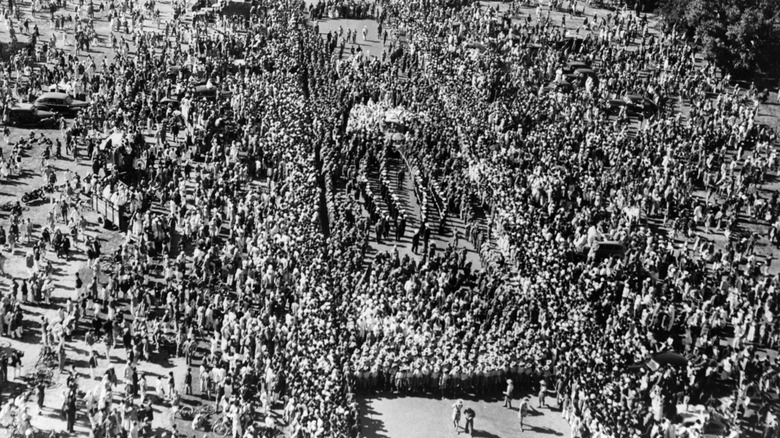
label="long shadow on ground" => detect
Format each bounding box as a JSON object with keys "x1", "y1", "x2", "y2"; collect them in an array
[{"x1": 357, "y1": 397, "x2": 390, "y2": 438}]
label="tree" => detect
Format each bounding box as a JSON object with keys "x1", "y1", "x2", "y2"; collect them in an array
[{"x1": 659, "y1": 0, "x2": 780, "y2": 79}]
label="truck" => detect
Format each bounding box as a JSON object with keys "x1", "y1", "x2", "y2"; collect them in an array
[{"x1": 92, "y1": 193, "x2": 128, "y2": 231}]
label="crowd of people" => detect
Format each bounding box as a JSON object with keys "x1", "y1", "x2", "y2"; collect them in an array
[
  {"x1": 308, "y1": 0, "x2": 780, "y2": 437},
  {"x1": 0, "y1": 0, "x2": 777, "y2": 437}
]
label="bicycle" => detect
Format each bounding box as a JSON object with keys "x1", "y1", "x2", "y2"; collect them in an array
[
  {"x1": 33, "y1": 366, "x2": 54, "y2": 380},
  {"x1": 28, "y1": 367, "x2": 57, "y2": 388},
  {"x1": 36, "y1": 350, "x2": 58, "y2": 369},
  {"x1": 10, "y1": 423, "x2": 29, "y2": 438},
  {"x1": 177, "y1": 405, "x2": 194, "y2": 420},
  {"x1": 211, "y1": 413, "x2": 232, "y2": 437},
  {"x1": 196, "y1": 404, "x2": 217, "y2": 416},
  {"x1": 7, "y1": 409, "x2": 36, "y2": 438}
]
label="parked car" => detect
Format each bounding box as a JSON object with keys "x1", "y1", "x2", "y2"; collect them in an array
[
  {"x1": 159, "y1": 97, "x2": 180, "y2": 108},
  {"x1": 623, "y1": 94, "x2": 657, "y2": 115},
  {"x1": 588, "y1": 241, "x2": 626, "y2": 263},
  {"x1": 188, "y1": 84, "x2": 232, "y2": 101},
  {"x1": 556, "y1": 37, "x2": 585, "y2": 52},
  {"x1": 541, "y1": 80, "x2": 573, "y2": 94},
  {"x1": 7, "y1": 103, "x2": 57, "y2": 127},
  {"x1": 32, "y1": 92, "x2": 89, "y2": 115},
  {"x1": 190, "y1": 0, "x2": 209, "y2": 11},
  {"x1": 574, "y1": 68, "x2": 598, "y2": 86},
  {"x1": 607, "y1": 94, "x2": 657, "y2": 117},
  {"x1": 564, "y1": 60, "x2": 590, "y2": 73},
  {"x1": 567, "y1": 240, "x2": 626, "y2": 264}
]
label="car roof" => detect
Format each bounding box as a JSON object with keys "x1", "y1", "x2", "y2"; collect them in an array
[
  {"x1": 38, "y1": 92, "x2": 70, "y2": 99},
  {"x1": 594, "y1": 241, "x2": 625, "y2": 248},
  {"x1": 11, "y1": 103, "x2": 34, "y2": 110}
]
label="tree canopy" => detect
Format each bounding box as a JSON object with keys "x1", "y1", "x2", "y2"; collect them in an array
[{"x1": 658, "y1": 0, "x2": 780, "y2": 79}]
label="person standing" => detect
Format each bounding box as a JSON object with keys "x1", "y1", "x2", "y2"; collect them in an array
[
  {"x1": 215, "y1": 382, "x2": 225, "y2": 413},
  {"x1": 183, "y1": 338, "x2": 194, "y2": 365},
  {"x1": 538, "y1": 380, "x2": 548, "y2": 408},
  {"x1": 104, "y1": 324, "x2": 113, "y2": 361},
  {"x1": 451, "y1": 400, "x2": 462, "y2": 432},
  {"x1": 200, "y1": 364, "x2": 209, "y2": 396},
  {"x1": 58, "y1": 338, "x2": 66, "y2": 373},
  {"x1": 0, "y1": 354, "x2": 7, "y2": 384},
  {"x1": 396, "y1": 214, "x2": 406, "y2": 241},
  {"x1": 66, "y1": 390, "x2": 77, "y2": 433},
  {"x1": 184, "y1": 367, "x2": 192, "y2": 395},
  {"x1": 128, "y1": 419, "x2": 139, "y2": 438},
  {"x1": 11, "y1": 351, "x2": 21, "y2": 380},
  {"x1": 13, "y1": 307, "x2": 21, "y2": 339},
  {"x1": 36, "y1": 379, "x2": 45, "y2": 413},
  {"x1": 89, "y1": 350, "x2": 98, "y2": 379},
  {"x1": 41, "y1": 317, "x2": 49, "y2": 347},
  {"x1": 463, "y1": 406, "x2": 475, "y2": 436},
  {"x1": 503, "y1": 379, "x2": 514, "y2": 409},
  {"x1": 518, "y1": 397, "x2": 530, "y2": 432},
  {"x1": 131, "y1": 366, "x2": 139, "y2": 398},
  {"x1": 8, "y1": 307, "x2": 18, "y2": 339},
  {"x1": 75, "y1": 272, "x2": 83, "y2": 300},
  {"x1": 138, "y1": 373, "x2": 147, "y2": 402},
  {"x1": 167, "y1": 372, "x2": 175, "y2": 400}
]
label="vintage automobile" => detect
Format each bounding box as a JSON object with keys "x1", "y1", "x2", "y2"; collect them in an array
[
  {"x1": 568, "y1": 240, "x2": 627, "y2": 264},
  {"x1": 6, "y1": 103, "x2": 57, "y2": 127},
  {"x1": 175, "y1": 84, "x2": 233, "y2": 101},
  {"x1": 32, "y1": 92, "x2": 89, "y2": 115},
  {"x1": 587, "y1": 241, "x2": 627, "y2": 263},
  {"x1": 541, "y1": 79, "x2": 574, "y2": 94},
  {"x1": 608, "y1": 94, "x2": 658, "y2": 117}
]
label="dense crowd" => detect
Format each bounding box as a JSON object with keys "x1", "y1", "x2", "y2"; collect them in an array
[
  {"x1": 0, "y1": 0, "x2": 777, "y2": 437},
  {"x1": 314, "y1": 0, "x2": 780, "y2": 437}
]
